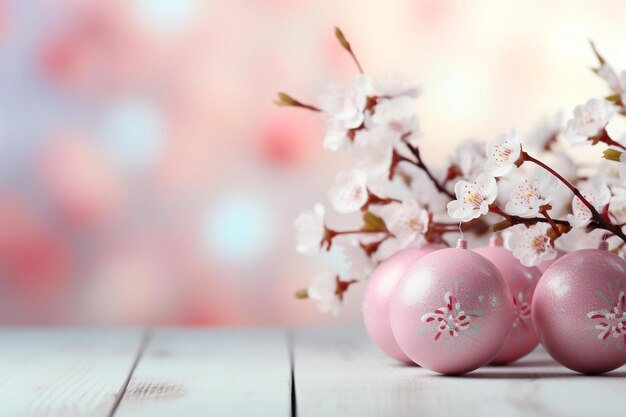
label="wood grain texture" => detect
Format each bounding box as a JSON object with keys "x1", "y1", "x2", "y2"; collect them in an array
[
  {"x1": 0, "y1": 329, "x2": 144, "y2": 417},
  {"x1": 293, "y1": 327, "x2": 626, "y2": 417},
  {"x1": 113, "y1": 328, "x2": 291, "y2": 417}
]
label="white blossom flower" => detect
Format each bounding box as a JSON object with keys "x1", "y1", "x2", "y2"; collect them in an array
[
  {"x1": 563, "y1": 99, "x2": 614, "y2": 145},
  {"x1": 596, "y1": 64, "x2": 622, "y2": 93},
  {"x1": 567, "y1": 177, "x2": 611, "y2": 228},
  {"x1": 350, "y1": 127, "x2": 395, "y2": 176},
  {"x1": 555, "y1": 228, "x2": 604, "y2": 252},
  {"x1": 371, "y1": 237, "x2": 405, "y2": 263},
  {"x1": 447, "y1": 173, "x2": 498, "y2": 221},
  {"x1": 540, "y1": 153, "x2": 577, "y2": 184},
  {"x1": 596, "y1": 64, "x2": 626, "y2": 105},
  {"x1": 448, "y1": 139, "x2": 487, "y2": 180},
  {"x1": 374, "y1": 74, "x2": 422, "y2": 98},
  {"x1": 406, "y1": 165, "x2": 443, "y2": 208},
  {"x1": 321, "y1": 127, "x2": 352, "y2": 152},
  {"x1": 505, "y1": 173, "x2": 557, "y2": 218},
  {"x1": 597, "y1": 161, "x2": 622, "y2": 188},
  {"x1": 609, "y1": 189, "x2": 626, "y2": 224},
  {"x1": 369, "y1": 96, "x2": 419, "y2": 136},
  {"x1": 325, "y1": 237, "x2": 374, "y2": 282},
  {"x1": 494, "y1": 174, "x2": 517, "y2": 208},
  {"x1": 328, "y1": 169, "x2": 368, "y2": 214},
  {"x1": 485, "y1": 129, "x2": 522, "y2": 177},
  {"x1": 542, "y1": 181, "x2": 571, "y2": 218},
  {"x1": 505, "y1": 223, "x2": 557, "y2": 267},
  {"x1": 308, "y1": 271, "x2": 341, "y2": 315},
  {"x1": 601, "y1": 145, "x2": 626, "y2": 185},
  {"x1": 294, "y1": 203, "x2": 326, "y2": 255},
  {"x1": 366, "y1": 172, "x2": 411, "y2": 201},
  {"x1": 380, "y1": 198, "x2": 430, "y2": 248},
  {"x1": 618, "y1": 72, "x2": 626, "y2": 106},
  {"x1": 319, "y1": 74, "x2": 373, "y2": 151},
  {"x1": 526, "y1": 111, "x2": 562, "y2": 150}
]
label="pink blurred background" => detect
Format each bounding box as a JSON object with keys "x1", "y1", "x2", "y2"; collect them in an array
[{"x1": 1, "y1": 0, "x2": 626, "y2": 326}]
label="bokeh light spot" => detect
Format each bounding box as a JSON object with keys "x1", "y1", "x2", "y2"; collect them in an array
[
  {"x1": 100, "y1": 99, "x2": 165, "y2": 170},
  {"x1": 131, "y1": 0, "x2": 197, "y2": 34},
  {"x1": 203, "y1": 195, "x2": 275, "y2": 265}
]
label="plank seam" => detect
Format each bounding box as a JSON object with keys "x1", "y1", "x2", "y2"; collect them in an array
[
  {"x1": 288, "y1": 328, "x2": 297, "y2": 417},
  {"x1": 108, "y1": 329, "x2": 152, "y2": 417}
]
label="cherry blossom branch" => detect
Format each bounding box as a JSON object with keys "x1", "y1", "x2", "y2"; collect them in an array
[
  {"x1": 541, "y1": 209, "x2": 562, "y2": 237},
  {"x1": 275, "y1": 92, "x2": 321, "y2": 112},
  {"x1": 522, "y1": 151, "x2": 596, "y2": 212},
  {"x1": 488, "y1": 204, "x2": 570, "y2": 233},
  {"x1": 402, "y1": 141, "x2": 455, "y2": 199},
  {"x1": 334, "y1": 27, "x2": 364, "y2": 74},
  {"x1": 294, "y1": 277, "x2": 358, "y2": 301},
  {"x1": 323, "y1": 228, "x2": 390, "y2": 250},
  {"x1": 360, "y1": 236, "x2": 392, "y2": 257},
  {"x1": 364, "y1": 191, "x2": 401, "y2": 209},
  {"x1": 592, "y1": 129, "x2": 626, "y2": 151},
  {"x1": 521, "y1": 151, "x2": 626, "y2": 242}
]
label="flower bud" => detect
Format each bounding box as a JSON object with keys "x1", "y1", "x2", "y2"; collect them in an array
[
  {"x1": 589, "y1": 40, "x2": 606, "y2": 66},
  {"x1": 334, "y1": 27, "x2": 351, "y2": 51},
  {"x1": 490, "y1": 220, "x2": 513, "y2": 232},
  {"x1": 603, "y1": 148, "x2": 622, "y2": 162},
  {"x1": 605, "y1": 93, "x2": 621, "y2": 103},
  {"x1": 361, "y1": 211, "x2": 387, "y2": 233},
  {"x1": 294, "y1": 288, "x2": 309, "y2": 299},
  {"x1": 275, "y1": 92, "x2": 296, "y2": 106}
]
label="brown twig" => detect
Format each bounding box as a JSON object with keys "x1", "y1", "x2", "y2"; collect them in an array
[
  {"x1": 523, "y1": 151, "x2": 626, "y2": 243},
  {"x1": 402, "y1": 140, "x2": 455, "y2": 199}
]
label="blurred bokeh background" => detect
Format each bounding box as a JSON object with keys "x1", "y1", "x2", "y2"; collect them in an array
[{"x1": 1, "y1": 0, "x2": 626, "y2": 326}]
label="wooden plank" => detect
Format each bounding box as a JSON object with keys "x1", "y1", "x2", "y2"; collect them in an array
[
  {"x1": 113, "y1": 328, "x2": 291, "y2": 417},
  {"x1": 0, "y1": 329, "x2": 144, "y2": 417},
  {"x1": 293, "y1": 327, "x2": 626, "y2": 417}
]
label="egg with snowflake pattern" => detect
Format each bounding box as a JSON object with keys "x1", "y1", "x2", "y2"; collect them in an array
[
  {"x1": 390, "y1": 239, "x2": 515, "y2": 375},
  {"x1": 474, "y1": 235, "x2": 541, "y2": 364},
  {"x1": 362, "y1": 244, "x2": 445, "y2": 364},
  {"x1": 532, "y1": 241, "x2": 626, "y2": 374}
]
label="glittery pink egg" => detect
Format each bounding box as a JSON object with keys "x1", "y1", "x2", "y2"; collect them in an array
[
  {"x1": 474, "y1": 236, "x2": 541, "y2": 364},
  {"x1": 362, "y1": 244, "x2": 445, "y2": 363},
  {"x1": 533, "y1": 241, "x2": 626, "y2": 374},
  {"x1": 390, "y1": 239, "x2": 515, "y2": 375},
  {"x1": 537, "y1": 249, "x2": 566, "y2": 274}
]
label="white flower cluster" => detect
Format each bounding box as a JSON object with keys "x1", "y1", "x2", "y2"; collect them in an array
[
  {"x1": 288, "y1": 36, "x2": 626, "y2": 314},
  {"x1": 443, "y1": 92, "x2": 626, "y2": 266},
  {"x1": 294, "y1": 74, "x2": 438, "y2": 314}
]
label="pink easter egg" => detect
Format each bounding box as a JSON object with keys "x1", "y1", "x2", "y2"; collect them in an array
[
  {"x1": 390, "y1": 239, "x2": 515, "y2": 375},
  {"x1": 532, "y1": 241, "x2": 626, "y2": 374},
  {"x1": 474, "y1": 236, "x2": 541, "y2": 364},
  {"x1": 363, "y1": 244, "x2": 445, "y2": 363},
  {"x1": 537, "y1": 249, "x2": 566, "y2": 274}
]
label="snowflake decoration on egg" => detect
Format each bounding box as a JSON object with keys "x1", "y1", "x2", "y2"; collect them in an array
[
  {"x1": 511, "y1": 291, "x2": 532, "y2": 332},
  {"x1": 420, "y1": 291, "x2": 481, "y2": 341},
  {"x1": 587, "y1": 290, "x2": 626, "y2": 345}
]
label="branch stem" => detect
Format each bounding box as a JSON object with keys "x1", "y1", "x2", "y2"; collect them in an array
[{"x1": 402, "y1": 141, "x2": 455, "y2": 199}]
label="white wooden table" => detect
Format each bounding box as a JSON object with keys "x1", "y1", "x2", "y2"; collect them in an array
[{"x1": 0, "y1": 327, "x2": 623, "y2": 417}]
